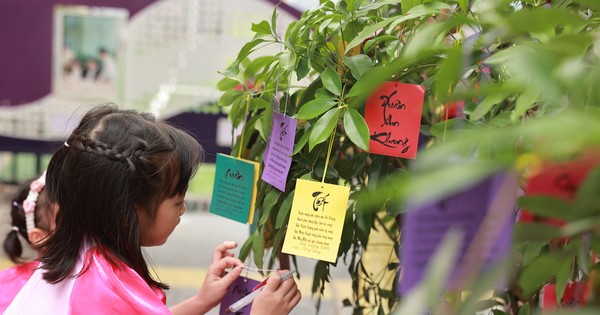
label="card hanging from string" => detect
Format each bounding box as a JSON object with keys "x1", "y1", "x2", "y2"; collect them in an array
[
  {"x1": 209, "y1": 94, "x2": 259, "y2": 224},
  {"x1": 261, "y1": 38, "x2": 297, "y2": 192}
]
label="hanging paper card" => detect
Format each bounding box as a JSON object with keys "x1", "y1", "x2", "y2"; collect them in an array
[
  {"x1": 210, "y1": 154, "x2": 259, "y2": 224},
  {"x1": 541, "y1": 282, "x2": 589, "y2": 310},
  {"x1": 261, "y1": 112, "x2": 297, "y2": 192},
  {"x1": 282, "y1": 179, "x2": 350, "y2": 263},
  {"x1": 364, "y1": 82, "x2": 425, "y2": 159},
  {"x1": 519, "y1": 152, "x2": 600, "y2": 225},
  {"x1": 399, "y1": 172, "x2": 518, "y2": 293},
  {"x1": 219, "y1": 275, "x2": 261, "y2": 315}
]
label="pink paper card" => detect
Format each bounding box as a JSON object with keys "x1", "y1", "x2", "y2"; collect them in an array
[
  {"x1": 364, "y1": 82, "x2": 425, "y2": 159},
  {"x1": 219, "y1": 275, "x2": 261, "y2": 315},
  {"x1": 261, "y1": 112, "x2": 297, "y2": 192}
]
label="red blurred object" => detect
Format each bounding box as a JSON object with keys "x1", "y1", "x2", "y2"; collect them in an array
[
  {"x1": 519, "y1": 153, "x2": 600, "y2": 226},
  {"x1": 441, "y1": 101, "x2": 465, "y2": 121},
  {"x1": 541, "y1": 282, "x2": 590, "y2": 310}
]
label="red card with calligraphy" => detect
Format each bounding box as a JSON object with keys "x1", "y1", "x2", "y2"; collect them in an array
[
  {"x1": 364, "y1": 82, "x2": 425, "y2": 159},
  {"x1": 519, "y1": 152, "x2": 600, "y2": 225}
]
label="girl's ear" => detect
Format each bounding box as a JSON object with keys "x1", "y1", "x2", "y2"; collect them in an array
[{"x1": 28, "y1": 227, "x2": 49, "y2": 246}]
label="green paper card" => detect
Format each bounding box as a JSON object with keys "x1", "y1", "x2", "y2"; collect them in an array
[{"x1": 209, "y1": 154, "x2": 259, "y2": 224}]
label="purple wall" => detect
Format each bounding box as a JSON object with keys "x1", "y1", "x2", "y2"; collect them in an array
[
  {"x1": 0, "y1": 1, "x2": 301, "y2": 106},
  {"x1": 0, "y1": 0, "x2": 157, "y2": 105}
]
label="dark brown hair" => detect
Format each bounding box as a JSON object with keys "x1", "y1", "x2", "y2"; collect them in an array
[
  {"x1": 3, "y1": 177, "x2": 53, "y2": 264},
  {"x1": 40, "y1": 105, "x2": 202, "y2": 289}
]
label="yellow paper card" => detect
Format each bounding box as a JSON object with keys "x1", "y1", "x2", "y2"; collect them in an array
[
  {"x1": 247, "y1": 158, "x2": 259, "y2": 224},
  {"x1": 282, "y1": 179, "x2": 350, "y2": 263}
]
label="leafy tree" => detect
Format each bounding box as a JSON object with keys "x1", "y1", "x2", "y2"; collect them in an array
[{"x1": 217, "y1": 0, "x2": 600, "y2": 313}]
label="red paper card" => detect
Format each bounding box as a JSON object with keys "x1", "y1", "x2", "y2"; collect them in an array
[
  {"x1": 519, "y1": 152, "x2": 600, "y2": 225},
  {"x1": 541, "y1": 282, "x2": 589, "y2": 310},
  {"x1": 364, "y1": 82, "x2": 425, "y2": 159}
]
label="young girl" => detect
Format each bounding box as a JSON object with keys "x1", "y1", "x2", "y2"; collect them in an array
[
  {"x1": 0, "y1": 172, "x2": 56, "y2": 312},
  {"x1": 5, "y1": 105, "x2": 301, "y2": 314}
]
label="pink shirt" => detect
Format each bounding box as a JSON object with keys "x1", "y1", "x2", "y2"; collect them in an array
[
  {"x1": 5, "y1": 246, "x2": 169, "y2": 314},
  {"x1": 0, "y1": 260, "x2": 39, "y2": 313}
]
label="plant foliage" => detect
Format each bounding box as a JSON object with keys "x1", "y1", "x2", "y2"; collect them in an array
[{"x1": 217, "y1": 0, "x2": 600, "y2": 313}]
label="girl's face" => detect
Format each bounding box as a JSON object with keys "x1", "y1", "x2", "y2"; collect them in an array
[{"x1": 138, "y1": 193, "x2": 186, "y2": 246}]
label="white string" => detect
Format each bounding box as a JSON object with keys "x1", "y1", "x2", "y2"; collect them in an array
[
  {"x1": 273, "y1": 40, "x2": 284, "y2": 113},
  {"x1": 283, "y1": 70, "x2": 293, "y2": 116}
]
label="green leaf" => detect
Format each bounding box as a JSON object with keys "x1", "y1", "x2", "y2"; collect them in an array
[
  {"x1": 297, "y1": 56, "x2": 310, "y2": 80},
  {"x1": 239, "y1": 233, "x2": 255, "y2": 261},
  {"x1": 555, "y1": 254, "x2": 571, "y2": 307},
  {"x1": 309, "y1": 107, "x2": 340, "y2": 151},
  {"x1": 312, "y1": 261, "x2": 329, "y2": 295},
  {"x1": 252, "y1": 20, "x2": 273, "y2": 36},
  {"x1": 296, "y1": 98, "x2": 337, "y2": 120},
  {"x1": 469, "y1": 93, "x2": 506, "y2": 121},
  {"x1": 252, "y1": 232, "x2": 265, "y2": 269},
  {"x1": 519, "y1": 252, "x2": 572, "y2": 296},
  {"x1": 270, "y1": 225, "x2": 287, "y2": 263},
  {"x1": 275, "y1": 192, "x2": 294, "y2": 229},
  {"x1": 222, "y1": 38, "x2": 268, "y2": 76},
  {"x1": 355, "y1": 201, "x2": 373, "y2": 245},
  {"x1": 260, "y1": 189, "x2": 281, "y2": 226},
  {"x1": 390, "y1": 2, "x2": 454, "y2": 30},
  {"x1": 218, "y1": 90, "x2": 243, "y2": 107},
  {"x1": 512, "y1": 89, "x2": 539, "y2": 121},
  {"x1": 343, "y1": 108, "x2": 370, "y2": 151},
  {"x1": 270, "y1": 6, "x2": 278, "y2": 35},
  {"x1": 245, "y1": 56, "x2": 276, "y2": 78},
  {"x1": 401, "y1": 0, "x2": 422, "y2": 15},
  {"x1": 434, "y1": 46, "x2": 462, "y2": 99},
  {"x1": 355, "y1": 0, "x2": 402, "y2": 14},
  {"x1": 216, "y1": 77, "x2": 241, "y2": 91},
  {"x1": 522, "y1": 241, "x2": 546, "y2": 266},
  {"x1": 293, "y1": 127, "x2": 311, "y2": 155},
  {"x1": 258, "y1": 99, "x2": 273, "y2": 141},
  {"x1": 574, "y1": 166, "x2": 600, "y2": 215},
  {"x1": 321, "y1": 67, "x2": 342, "y2": 96},
  {"x1": 514, "y1": 223, "x2": 562, "y2": 242},
  {"x1": 343, "y1": 55, "x2": 374, "y2": 80},
  {"x1": 507, "y1": 8, "x2": 585, "y2": 34},
  {"x1": 345, "y1": 18, "x2": 394, "y2": 54},
  {"x1": 339, "y1": 202, "x2": 354, "y2": 255},
  {"x1": 518, "y1": 195, "x2": 575, "y2": 221},
  {"x1": 279, "y1": 51, "x2": 296, "y2": 71}
]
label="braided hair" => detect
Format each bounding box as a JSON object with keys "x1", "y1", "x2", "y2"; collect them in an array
[{"x1": 41, "y1": 104, "x2": 203, "y2": 290}]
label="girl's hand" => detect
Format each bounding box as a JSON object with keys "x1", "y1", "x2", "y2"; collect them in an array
[
  {"x1": 250, "y1": 270, "x2": 302, "y2": 315},
  {"x1": 197, "y1": 241, "x2": 244, "y2": 310}
]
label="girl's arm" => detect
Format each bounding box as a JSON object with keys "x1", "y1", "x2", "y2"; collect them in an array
[{"x1": 170, "y1": 242, "x2": 244, "y2": 315}]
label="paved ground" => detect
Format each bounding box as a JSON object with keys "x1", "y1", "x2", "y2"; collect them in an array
[{"x1": 0, "y1": 184, "x2": 353, "y2": 315}]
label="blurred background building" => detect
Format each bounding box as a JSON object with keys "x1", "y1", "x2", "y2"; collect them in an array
[{"x1": 0, "y1": 1, "x2": 352, "y2": 314}]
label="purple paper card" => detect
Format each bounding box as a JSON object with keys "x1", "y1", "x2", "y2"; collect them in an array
[
  {"x1": 399, "y1": 172, "x2": 517, "y2": 294},
  {"x1": 261, "y1": 112, "x2": 297, "y2": 192},
  {"x1": 219, "y1": 276, "x2": 261, "y2": 315}
]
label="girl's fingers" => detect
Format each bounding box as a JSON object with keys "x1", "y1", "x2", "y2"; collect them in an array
[
  {"x1": 262, "y1": 272, "x2": 283, "y2": 293},
  {"x1": 212, "y1": 241, "x2": 237, "y2": 263},
  {"x1": 283, "y1": 281, "x2": 299, "y2": 300},
  {"x1": 289, "y1": 289, "x2": 302, "y2": 308},
  {"x1": 208, "y1": 256, "x2": 244, "y2": 274}
]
